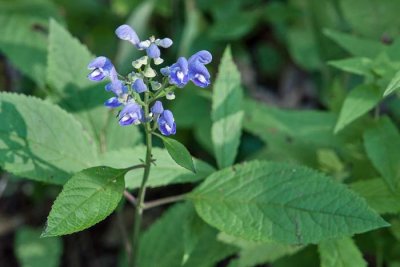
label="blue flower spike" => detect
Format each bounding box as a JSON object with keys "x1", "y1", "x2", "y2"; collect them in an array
[
  {"x1": 87, "y1": 24, "x2": 212, "y2": 137},
  {"x1": 158, "y1": 110, "x2": 176, "y2": 136}
]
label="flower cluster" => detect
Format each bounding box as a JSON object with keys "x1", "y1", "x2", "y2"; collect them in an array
[{"x1": 87, "y1": 25, "x2": 212, "y2": 136}]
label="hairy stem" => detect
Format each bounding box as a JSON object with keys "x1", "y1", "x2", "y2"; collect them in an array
[{"x1": 131, "y1": 92, "x2": 152, "y2": 266}]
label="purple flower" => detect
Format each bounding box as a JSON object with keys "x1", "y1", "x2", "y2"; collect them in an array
[
  {"x1": 119, "y1": 102, "x2": 144, "y2": 126},
  {"x1": 87, "y1": 57, "x2": 116, "y2": 81},
  {"x1": 146, "y1": 43, "x2": 161, "y2": 59},
  {"x1": 115, "y1": 25, "x2": 140, "y2": 47},
  {"x1": 151, "y1": 101, "x2": 164, "y2": 115},
  {"x1": 105, "y1": 80, "x2": 127, "y2": 96},
  {"x1": 157, "y1": 38, "x2": 173, "y2": 48},
  {"x1": 188, "y1": 50, "x2": 212, "y2": 65},
  {"x1": 188, "y1": 60, "x2": 211, "y2": 88},
  {"x1": 132, "y1": 78, "x2": 147, "y2": 93},
  {"x1": 104, "y1": 97, "x2": 122, "y2": 108},
  {"x1": 158, "y1": 110, "x2": 176, "y2": 136},
  {"x1": 167, "y1": 57, "x2": 189, "y2": 88}
]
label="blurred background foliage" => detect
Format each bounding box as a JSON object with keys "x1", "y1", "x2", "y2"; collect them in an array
[{"x1": 2, "y1": 0, "x2": 400, "y2": 266}]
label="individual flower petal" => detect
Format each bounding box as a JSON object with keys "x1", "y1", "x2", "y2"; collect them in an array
[
  {"x1": 119, "y1": 102, "x2": 143, "y2": 126},
  {"x1": 158, "y1": 110, "x2": 176, "y2": 136},
  {"x1": 189, "y1": 60, "x2": 211, "y2": 88},
  {"x1": 104, "y1": 97, "x2": 122, "y2": 108},
  {"x1": 160, "y1": 67, "x2": 170, "y2": 76},
  {"x1": 146, "y1": 43, "x2": 161, "y2": 58},
  {"x1": 188, "y1": 50, "x2": 212, "y2": 65},
  {"x1": 151, "y1": 101, "x2": 164, "y2": 115},
  {"x1": 169, "y1": 57, "x2": 189, "y2": 87},
  {"x1": 132, "y1": 78, "x2": 147, "y2": 93},
  {"x1": 143, "y1": 66, "x2": 156, "y2": 78},
  {"x1": 115, "y1": 25, "x2": 140, "y2": 45},
  {"x1": 138, "y1": 40, "x2": 151, "y2": 49},
  {"x1": 154, "y1": 57, "x2": 164, "y2": 65},
  {"x1": 157, "y1": 38, "x2": 173, "y2": 48},
  {"x1": 87, "y1": 56, "x2": 115, "y2": 81},
  {"x1": 107, "y1": 80, "x2": 128, "y2": 95}
]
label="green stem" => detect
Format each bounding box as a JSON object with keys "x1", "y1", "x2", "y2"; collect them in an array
[{"x1": 131, "y1": 92, "x2": 153, "y2": 266}]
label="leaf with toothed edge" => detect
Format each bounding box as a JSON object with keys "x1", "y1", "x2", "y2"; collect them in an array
[
  {"x1": 42, "y1": 166, "x2": 126, "y2": 237},
  {"x1": 189, "y1": 160, "x2": 389, "y2": 245}
]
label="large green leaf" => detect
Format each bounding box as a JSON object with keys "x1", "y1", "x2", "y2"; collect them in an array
[
  {"x1": 46, "y1": 19, "x2": 141, "y2": 152},
  {"x1": 364, "y1": 117, "x2": 400, "y2": 191},
  {"x1": 318, "y1": 237, "x2": 366, "y2": 267},
  {"x1": 15, "y1": 227, "x2": 62, "y2": 267},
  {"x1": 0, "y1": 93, "x2": 97, "y2": 184},
  {"x1": 218, "y1": 233, "x2": 301, "y2": 267},
  {"x1": 137, "y1": 202, "x2": 236, "y2": 267},
  {"x1": 42, "y1": 166, "x2": 126, "y2": 237},
  {"x1": 334, "y1": 84, "x2": 381, "y2": 133},
  {"x1": 100, "y1": 147, "x2": 214, "y2": 189},
  {"x1": 211, "y1": 46, "x2": 244, "y2": 169},
  {"x1": 351, "y1": 178, "x2": 400, "y2": 214},
  {"x1": 190, "y1": 161, "x2": 388, "y2": 245},
  {"x1": 328, "y1": 57, "x2": 373, "y2": 76}
]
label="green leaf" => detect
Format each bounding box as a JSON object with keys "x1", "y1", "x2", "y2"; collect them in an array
[
  {"x1": 328, "y1": 57, "x2": 373, "y2": 76},
  {"x1": 384, "y1": 70, "x2": 400, "y2": 97},
  {"x1": 211, "y1": 46, "x2": 244, "y2": 169},
  {"x1": 0, "y1": 1, "x2": 60, "y2": 87},
  {"x1": 100, "y1": 147, "x2": 214, "y2": 189},
  {"x1": 323, "y1": 29, "x2": 383, "y2": 58},
  {"x1": 218, "y1": 233, "x2": 301, "y2": 267},
  {"x1": 334, "y1": 84, "x2": 381, "y2": 133},
  {"x1": 137, "y1": 203, "x2": 236, "y2": 267},
  {"x1": 209, "y1": 11, "x2": 258, "y2": 40},
  {"x1": 0, "y1": 92, "x2": 97, "y2": 184},
  {"x1": 47, "y1": 19, "x2": 142, "y2": 152},
  {"x1": 318, "y1": 237, "x2": 367, "y2": 267},
  {"x1": 351, "y1": 178, "x2": 400, "y2": 214},
  {"x1": 364, "y1": 117, "x2": 400, "y2": 191},
  {"x1": 189, "y1": 161, "x2": 388, "y2": 245},
  {"x1": 15, "y1": 227, "x2": 62, "y2": 267},
  {"x1": 155, "y1": 134, "x2": 196, "y2": 173},
  {"x1": 42, "y1": 166, "x2": 126, "y2": 237}
]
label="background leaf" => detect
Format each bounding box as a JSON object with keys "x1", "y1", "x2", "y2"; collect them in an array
[
  {"x1": 42, "y1": 166, "x2": 126, "y2": 237},
  {"x1": 100, "y1": 147, "x2": 214, "y2": 189},
  {"x1": 318, "y1": 237, "x2": 367, "y2": 267},
  {"x1": 15, "y1": 227, "x2": 62, "y2": 267},
  {"x1": 211, "y1": 46, "x2": 244, "y2": 169},
  {"x1": 190, "y1": 160, "x2": 388, "y2": 245},
  {"x1": 334, "y1": 84, "x2": 381, "y2": 133},
  {"x1": 364, "y1": 117, "x2": 400, "y2": 191},
  {"x1": 0, "y1": 92, "x2": 97, "y2": 184}
]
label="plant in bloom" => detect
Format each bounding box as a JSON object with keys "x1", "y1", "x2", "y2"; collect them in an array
[{"x1": 87, "y1": 24, "x2": 212, "y2": 136}]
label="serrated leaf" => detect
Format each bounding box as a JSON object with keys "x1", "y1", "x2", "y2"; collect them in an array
[
  {"x1": 328, "y1": 57, "x2": 372, "y2": 76},
  {"x1": 334, "y1": 84, "x2": 381, "y2": 133},
  {"x1": 189, "y1": 161, "x2": 388, "y2": 245},
  {"x1": 384, "y1": 69, "x2": 400, "y2": 97},
  {"x1": 218, "y1": 233, "x2": 301, "y2": 267},
  {"x1": 364, "y1": 117, "x2": 400, "y2": 191},
  {"x1": 15, "y1": 227, "x2": 62, "y2": 267},
  {"x1": 155, "y1": 134, "x2": 196, "y2": 173},
  {"x1": 318, "y1": 237, "x2": 367, "y2": 267},
  {"x1": 137, "y1": 203, "x2": 236, "y2": 267},
  {"x1": 47, "y1": 19, "x2": 142, "y2": 152},
  {"x1": 42, "y1": 166, "x2": 126, "y2": 237},
  {"x1": 351, "y1": 178, "x2": 400, "y2": 214},
  {"x1": 211, "y1": 46, "x2": 244, "y2": 169},
  {"x1": 323, "y1": 29, "x2": 383, "y2": 58},
  {"x1": 100, "y1": 147, "x2": 214, "y2": 189},
  {"x1": 0, "y1": 92, "x2": 97, "y2": 184}
]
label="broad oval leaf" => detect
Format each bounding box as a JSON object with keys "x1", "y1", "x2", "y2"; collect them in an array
[
  {"x1": 189, "y1": 161, "x2": 388, "y2": 245},
  {"x1": 42, "y1": 166, "x2": 126, "y2": 237},
  {"x1": 0, "y1": 92, "x2": 97, "y2": 184},
  {"x1": 100, "y1": 147, "x2": 214, "y2": 189},
  {"x1": 211, "y1": 46, "x2": 243, "y2": 169},
  {"x1": 155, "y1": 134, "x2": 196, "y2": 173}
]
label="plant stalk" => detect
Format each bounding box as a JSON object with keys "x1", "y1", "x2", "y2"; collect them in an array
[{"x1": 131, "y1": 92, "x2": 153, "y2": 266}]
